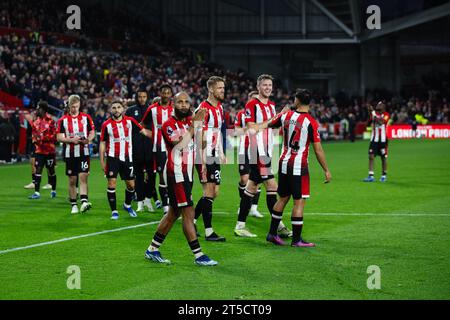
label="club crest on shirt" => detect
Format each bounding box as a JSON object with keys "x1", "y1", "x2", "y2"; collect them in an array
[
  {"x1": 245, "y1": 109, "x2": 251, "y2": 117},
  {"x1": 167, "y1": 126, "x2": 174, "y2": 136}
]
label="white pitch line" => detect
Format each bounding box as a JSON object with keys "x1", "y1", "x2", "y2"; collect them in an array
[
  {"x1": 215, "y1": 211, "x2": 450, "y2": 217},
  {"x1": 2, "y1": 211, "x2": 449, "y2": 256},
  {"x1": 0, "y1": 221, "x2": 160, "y2": 255}
]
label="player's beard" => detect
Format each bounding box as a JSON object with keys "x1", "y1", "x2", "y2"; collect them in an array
[
  {"x1": 175, "y1": 108, "x2": 192, "y2": 119},
  {"x1": 215, "y1": 93, "x2": 224, "y2": 102},
  {"x1": 112, "y1": 113, "x2": 122, "y2": 120}
]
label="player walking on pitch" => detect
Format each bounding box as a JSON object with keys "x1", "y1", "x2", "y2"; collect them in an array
[
  {"x1": 145, "y1": 92, "x2": 218, "y2": 266},
  {"x1": 363, "y1": 101, "x2": 390, "y2": 183},
  {"x1": 252, "y1": 89, "x2": 332, "y2": 247},
  {"x1": 57, "y1": 95, "x2": 95, "y2": 214},
  {"x1": 25, "y1": 101, "x2": 57, "y2": 200},
  {"x1": 100, "y1": 100, "x2": 152, "y2": 220}
]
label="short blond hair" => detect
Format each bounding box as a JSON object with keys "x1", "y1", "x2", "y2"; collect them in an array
[
  {"x1": 207, "y1": 76, "x2": 225, "y2": 91},
  {"x1": 257, "y1": 74, "x2": 274, "y2": 86},
  {"x1": 68, "y1": 94, "x2": 81, "y2": 107}
]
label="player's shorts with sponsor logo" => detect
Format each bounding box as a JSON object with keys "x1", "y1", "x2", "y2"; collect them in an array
[
  {"x1": 35, "y1": 153, "x2": 56, "y2": 171},
  {"x1": 105, "y1": 157, "x2": 135, "y2": 180},
  {"x1": 167, "y1": 174, "x2": 194, "y2": 208},
  {"x1": 153, "y1": 151, "x2": 167, "y2": 174},
  {"x1": 195, "y1": 160, "x2": 221, "y2": 185},
  {"x1": 277, "y1": 167, "x2": 310, "y2": 200},
  {"x1": 249, "y1": 155, "x2": 274, "y2": 184},
  {"x1": 238, "y1": 153, "x2": 251, "y2": 176},
  {"x1": 369, "y1": 141, "x2": 388, "y2": 157},
  {"x1": 65, "y1": 156, "x2": 90, "y2": 176}
]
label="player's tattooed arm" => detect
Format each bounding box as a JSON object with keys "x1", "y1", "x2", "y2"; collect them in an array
[
  {"x1": 312, "y1": 142, "x2": 332, "y2": 183},
  {"x1": 250, "y1": 108, "x2": 288, "y2": 132}
]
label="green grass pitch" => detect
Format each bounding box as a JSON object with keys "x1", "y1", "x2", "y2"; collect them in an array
[{"x1": 0, "y1": 139, "x2": 449, "y2": 300}]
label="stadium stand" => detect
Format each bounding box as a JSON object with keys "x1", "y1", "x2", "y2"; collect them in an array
[{"x1": 0, "y1": 1, "x2": 448, "y2": 162}]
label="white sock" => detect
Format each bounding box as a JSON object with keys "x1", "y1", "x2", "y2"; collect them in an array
[
  {"x1": 236, "y1": 221, "x2": 246, "y2": 230},
  {"x1": 279, "y1": 221, "x2": 286, "y2": 229},
  {"x1": 112, "y1": 210, "x2": 118, "y2": 214},
  {"x1": 251, "y1": 204, "x2": 258, "y2": 211},
  {"x1": 137, "y1": 201, "x2": 143, "y2": 207},
  {"x1": 194, "y1": 219, "x2": 197, "y2": 224},
  {"x1": 124, "y1": 203, "x2": 131, "y2": 209},
  {"x1": 147, "y1": 245, "x2": 158, "y2": 252},
  {"x1": 205, "y1": 228, "x2": 214, "y2": 237},
  {"x1": 35, "y1": 192, "x2": 40, "y2": 196},
  {"x1": 194, "y1": 252, "x2": 204, "y2": 259},
  {"x1": 163, "y1": 206, "x2": 169, "y2": 213}
]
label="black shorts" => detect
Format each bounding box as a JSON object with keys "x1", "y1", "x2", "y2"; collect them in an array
[
  {"x1": 105, "y1": 157, "x2": 135, "y2": 180},
  {"x1": 249, "y1": 157, "x2": 274, "y2": 184},
  {"x1": 30, "y1": 144, "x2": 36, "y2": 158},
  {"x1": 133, "y1": 158, "x2": 153, "y2": 176},
  {"x1": 196, "y1": 162, "x2": 221, "y2": 185},
  {"x1": 35, "y1": 154, "x2": 56, "y2": 171},
  {"x1": 153, "y1": 151, "x2": 167, "y2": 173},
  {"x1": 65, "y1": 156, "x2": 90, "y2": 176},
  {"x1": 369, "y1": 141, "x2": 388, "y2": 158},
  {"x1": 238, "y1": 153, "x2": 250, "y2": 176},
  {"x1": 167, "y1": 175, "x2": 194, "y2": 208},
  {"x1": 278, "y1": 169, "x2": 310, "y2": 200}
]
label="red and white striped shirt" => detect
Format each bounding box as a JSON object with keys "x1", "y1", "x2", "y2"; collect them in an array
[
  {"x1": 100, "y1": 117, "x2": 144, "y2": 162},
  {"x1": 57, "y1": 113, "x2": 95, "y2": 158},
  {"x1": 245, "y1": 98, "x2": 276, "y2": 159},
  {"x1": 141, "y1": 102, "x2": 173, "y2": 153},
  {"x1": 162, "y1": 116, "x2": 195, "y2": 183},
  {"x1": 234, "y1": 110, "x2": 249, "y2": 156},
  {"x1": 370, "y1": 111, "x2": 390, "y2": 143},
  {"x1": 196, "y1": 100, "x2": 223, "y2": 158},
  {"x1": 270, "y1": 111, "x2": 321, "y2": 176}
]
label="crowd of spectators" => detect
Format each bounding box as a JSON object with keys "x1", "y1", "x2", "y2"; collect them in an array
[
  {"x1": 0, "y1": 31, "x2": 449, "y2": 140},
  {"x1": 0, "y1": 0, "x2": 161, "y2": 47}
]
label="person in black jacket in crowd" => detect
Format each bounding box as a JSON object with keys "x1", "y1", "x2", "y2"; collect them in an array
[
  {"x1": 348, "y1": 113, "x2": 356, "y2": 143},
  {"x1": 0, "y1": 110, "x2": 16, "y2": 163},
  {"x1": 125, "y1": 89, "x2": 158, "y2": 212}
]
